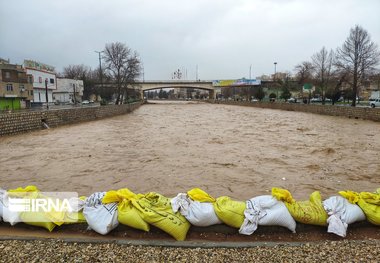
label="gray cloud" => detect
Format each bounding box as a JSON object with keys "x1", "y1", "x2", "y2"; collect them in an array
[{"x1": 1, "y1": 0, "x2": 379, "y2": 80}]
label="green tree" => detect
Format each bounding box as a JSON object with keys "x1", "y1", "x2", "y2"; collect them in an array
[
  {"x1": 280, "y1": 86, "x2": 291, "y2": 101},
  {"x1": 252, "y1": 86, "x2": 265, "y2": 101}
]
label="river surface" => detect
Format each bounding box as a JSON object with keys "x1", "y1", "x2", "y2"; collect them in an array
[{"x1": 1, "y1": 101, "x2": 379, "y2": 200}]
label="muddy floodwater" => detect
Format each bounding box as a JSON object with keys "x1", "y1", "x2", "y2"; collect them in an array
[{"x1": 1, "y1": 101, "x2": 379, "y2": 200}]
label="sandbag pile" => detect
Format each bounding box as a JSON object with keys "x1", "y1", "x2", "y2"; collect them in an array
[
  {"x1": 1, "y1": 185, "x2": 86, "y2": 232},
  {"x1": 0, "y1": 185, "x2": 379, "y2": 240}
]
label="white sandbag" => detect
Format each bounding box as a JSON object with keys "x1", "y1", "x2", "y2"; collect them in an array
[
  {"x1": 171, "y1": 193, "x2": 222, "y2": 227},
  {"x1": 171, "y1": 193, "x2": 190, "y2": 215},
  {"x1": 83, "y1": 192, "x2": 118, "y2": 235},
  {"x1": 0, "y1": 190, "x2": 22, "y2": 226},
  {"x1": 0, "y1": 189, "x2": 5, "y2": 221},
  {"x1": 239, "y1": 195, "x2": 296, "y2": 235},
  {"x1": 323, "y1": 196, "x2": 366, "y2": 237}
]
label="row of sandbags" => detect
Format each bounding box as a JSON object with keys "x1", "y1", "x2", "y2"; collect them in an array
[
  {"x1": 0, "y1": 186, "x2": 379, "y2": 240},
  {"x1": 0, "y1": 186, "x2": 86, "y2": 232}
]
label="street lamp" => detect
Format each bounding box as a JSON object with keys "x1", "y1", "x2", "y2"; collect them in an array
[
  {"x1": 274, "y1": 62, "x2": 278, "y2": 100},
  {"x1": 274, "y1": 62, "x2": 277, "y2": 81}
]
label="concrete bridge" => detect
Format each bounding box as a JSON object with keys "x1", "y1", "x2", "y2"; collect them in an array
[
  {"x1": 95, "y1": 79, "x2": 265, "y2": 100},
  {"x1": 135, "y1": 80, "x2": 216, "y2": 99}
]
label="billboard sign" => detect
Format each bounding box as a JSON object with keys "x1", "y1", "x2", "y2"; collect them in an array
[
  {"x1": 24, "y1": 60, "x2": 55, "y2": 72},
  {"x1": 213, "y1": 79, "x2": 261, "y2": 87},
  {"x1": 303, "y1": 83, "x2": 314, "y2": 92}
]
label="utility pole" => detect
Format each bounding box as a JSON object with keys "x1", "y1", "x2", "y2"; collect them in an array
[
  {"x1": 196, "y1": 64, "x2": 198, "y2": 81},
  {"x1": 45, "y1": 78, "x2": 49, "y2": 110},
  {"x1": 249, "y1": 64, "x2": 252, "y2": 79},
  {"x1": 274, "y1": 62, "x2": 278, "y2": 99},
  {"x1": 73, "y1": 82, "x2": 76, "y2": 104},
  {"x1": 95, "y1": 51, "x2": 103, "y2": 88}
]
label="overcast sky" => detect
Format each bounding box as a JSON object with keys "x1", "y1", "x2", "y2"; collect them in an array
[{"x1": 1, "y1": 0, "x2": 379, "y2": 80}]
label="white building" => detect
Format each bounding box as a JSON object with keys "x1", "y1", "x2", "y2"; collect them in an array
[
  {"x1": 24, "y1": 60, "x2": 56, "y2": 104},
  {"x1": 54, "y1": 78, "x2": 84, "y2": 103}
]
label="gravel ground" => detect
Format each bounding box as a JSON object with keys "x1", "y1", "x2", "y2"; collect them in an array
[{"x1": 0, "y1": 239, "x2": 379, "y2": 262}]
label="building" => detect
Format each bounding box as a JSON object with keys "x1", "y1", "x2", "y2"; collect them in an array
[
  {"x1": 24, "y1": 60, "x2": 56, "y2": 105},
  {"x1": 54, "y1": 78, "x2": 84, "y2": 104},
  {"x1": 0, "y1": 59, "x2": 33, "y2": 110}
]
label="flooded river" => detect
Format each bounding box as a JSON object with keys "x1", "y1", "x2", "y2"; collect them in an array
[{"x1": 1, "y1": 101, "x2": 379, "y2": 200}]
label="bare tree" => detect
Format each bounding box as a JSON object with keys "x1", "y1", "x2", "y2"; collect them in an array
[
  {"x1": 311, "y1": 47, "x2": 334, "y2": 104},
  {"x1": 103, "y1": 42, "x2": 141, "y2": 104},
  {"x1": 295, "y1": 61, "x2": 314, "y2": 83},
  {"x1": 63, "y1": 64, "x2": 90, "y2": 80},
  {"x1": 335, "y1": 25, "x2": 380, "y2": 106},
  {"x1": 294, "y1": 61, "x2": 314, "y2": 97}
]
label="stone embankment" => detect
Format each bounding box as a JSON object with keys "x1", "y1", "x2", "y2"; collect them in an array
[
  {"x1": 0, "y1": 103, "x2": 141, "y2": 136},
  {"x1": 212, "y1": 100, "x2": 380, "y2": 122}
]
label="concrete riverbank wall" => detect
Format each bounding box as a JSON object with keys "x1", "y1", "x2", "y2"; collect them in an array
[
  {"x1": 212, "y1": 100, "x2": 380, "y2": 122},
  {"x1": 0, "y1": 103, "x2": 141, "y2": 136}
]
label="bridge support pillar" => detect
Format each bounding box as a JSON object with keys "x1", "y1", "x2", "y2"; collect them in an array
[
  {"x1": 141, "y1": 90, "x2": 144, "y2": 100},
  {"x1": 209, "y1": 89, "x2": 216, "y2": 100}
]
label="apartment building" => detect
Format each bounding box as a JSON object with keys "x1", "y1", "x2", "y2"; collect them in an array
[
  {"x1": 54, "y1": 78, "x2": 84, "y2": 104},
  {"x1": 0, "y1": 59, "x2": 33, "y2": 110},
  {"x1": 24, "y1": 59, "x2": 56, "y2": 104}
]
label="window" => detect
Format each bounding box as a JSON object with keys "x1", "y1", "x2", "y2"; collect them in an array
[
  {"x1": 5, "y1": 72, "x2": 10, "y2": 79},
  {"x1": 28, "y1": 76, "x2": 33, "y2": 84},
  {"x1": 39, "y1": 76, "x2": 42, "y2": 83},
  {"x1": 6, "y1": 84, "x2": 13, "y2": 91},
  {"x1": 31, "y1": 90, "x2": 33, "y2": 96},
  {"x1": 50, "y1": 78, "x2": 54, "y2": 84},
  {"x1": 19, "y1": 84, "x2": 25, "y2": 91}
]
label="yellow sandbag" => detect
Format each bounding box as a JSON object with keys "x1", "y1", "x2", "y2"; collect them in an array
[
  {"x1": 7, "y1": 186, "x2": 84, "y2": 228},
  {"x1": 62, "y1": 211, "x2": 87, "y2": 224},
  {"x1": 132, "y1": 192, "x2": 190, "y2": 241},
  {"x1": 7, "y1": 185, "x2": 39, "y2": 198},
  {"x1": 62, "y1": 196, "x2": 87, "y2": 224},
  {"x1": 19, "y1": 192, "x2": 58, "y2": 231},
  {"x1": 45, "y1": 196, "x2": 87, "y2": 225},
  {"x1": 340, "y1": 190, "x2": 380, "y2": 225},
  {"x1": 272, "y1": 188, "x2": 328, "y2": 226},
  {"x1": 213, "y1": 196, "x2": 245, "y2": 228},
  {"x1": 103, "y1": 189, "x2": 149, "y2": 232},
  {"x1": 187, "y1": 188, "x2": 216, "y2": 203},
  {"x1": 7, "y1": 186, "x2": 56, "y2": 231},
  {"x1": 339, "y1": 190, "x2": 360, "y2": 204},
  {"x1": 20, "y1": 211, "x2": 57, "y2": 232}
]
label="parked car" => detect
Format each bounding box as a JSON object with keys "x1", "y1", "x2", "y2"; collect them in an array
[
  {"x1": 82, "y1": 100, "x2": 90, "y2": 104},
  {"x1": 310, "y1": 97, "x2": 322, "y2": 103},
  {"x1": 369, "y1": 98, "x2": 380, "y2": 108},
  {"x1": 287, "y1": 97, "x2": 297, "y2": 103}
]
